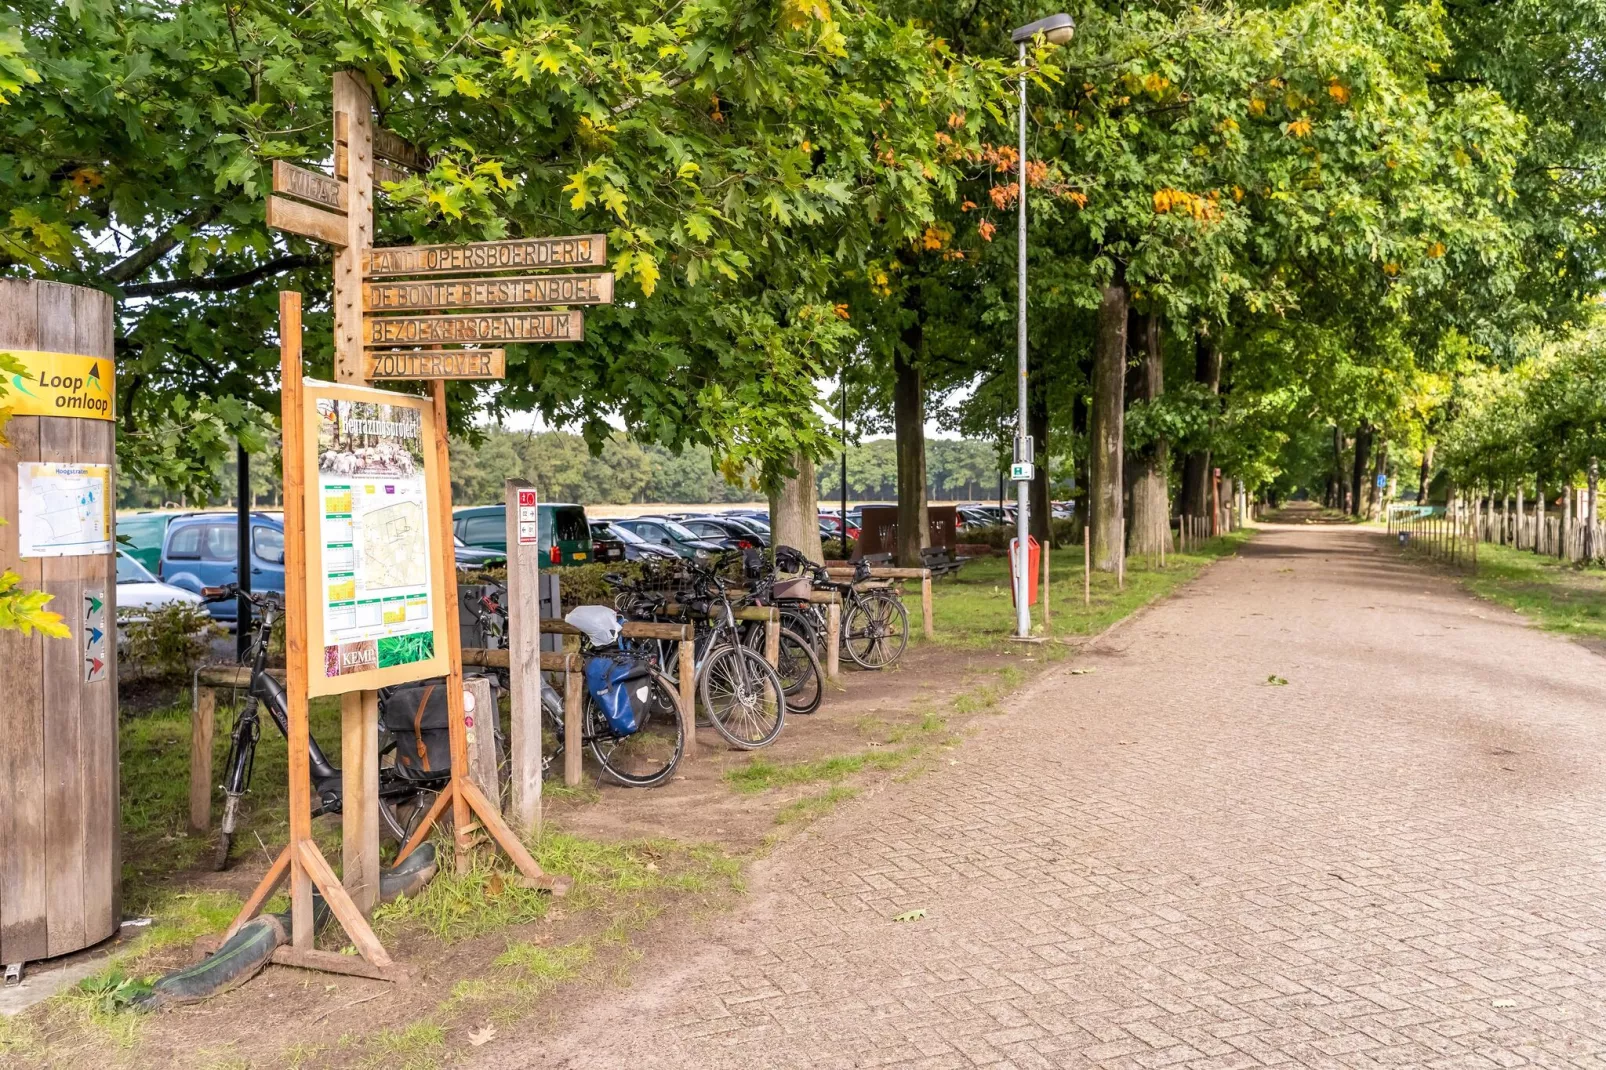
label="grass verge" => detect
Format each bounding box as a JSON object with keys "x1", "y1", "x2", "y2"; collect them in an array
[{"x1": 1465, "y1": 541, "x2": 1606, "y2": 641}]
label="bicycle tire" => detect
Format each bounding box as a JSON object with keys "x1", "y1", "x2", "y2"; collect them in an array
[
  {"x1": 587, "y1": 667, "x2": 686, "y2": 787},
  {"x1": 698, "y1": 643, "x2": 786, "y2": 749},
  {"x1": 844, "y1": 589, "x2": 909, "y2": 669},
  {"x1": 379, "y1": 782, "x2": 439, "y2": 846},
  {"x1": 743, "y1": 625, "x2": 824, "y2": 715}
]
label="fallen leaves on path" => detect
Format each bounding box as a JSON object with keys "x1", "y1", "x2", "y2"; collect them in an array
[
  {"x1": 893, "y1": 909, "x2": 927, "y2": 922},
  {"x1": 469, "y1": 1024, "x2": 498, "y2": 1047},
  {"x1": 1266, "y1": 675, "x2": 1289, "y2": 686}
]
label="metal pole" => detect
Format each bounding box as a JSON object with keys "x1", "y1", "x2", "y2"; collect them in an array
[
  {"x1": 1014, "y1": 40, "x2": 1032, "y2": 639},
  {"x1": 236, "y1": 442, "x2": 252, "y2": 660}
]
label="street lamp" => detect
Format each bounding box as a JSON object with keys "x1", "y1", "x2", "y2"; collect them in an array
[{"x1": 1008, "y1": 12, "x2": 1073, "y2": 639}]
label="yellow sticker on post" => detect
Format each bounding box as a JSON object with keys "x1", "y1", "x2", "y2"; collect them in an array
[{"x1": 2, "y1": 350, "x2": 116, "y2": 420}]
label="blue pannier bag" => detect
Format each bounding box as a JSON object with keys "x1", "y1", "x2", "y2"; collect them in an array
[{"x1": 585, "y1": 654, "x2": 653, "y2": 736}]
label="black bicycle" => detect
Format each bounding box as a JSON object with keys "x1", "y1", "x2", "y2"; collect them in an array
[{"x1": 205, "y1": 585, "x2": 454, "y2": 870}]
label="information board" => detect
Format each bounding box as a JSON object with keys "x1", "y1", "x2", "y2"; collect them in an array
[
  {"x1": 17, "y1": 461, "x2": 113, "y2": 557},
  {"x1": 301, "y1": 380, "x2": 449, "y2": 696}
]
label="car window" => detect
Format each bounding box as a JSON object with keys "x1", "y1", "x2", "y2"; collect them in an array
[
  {"x1": 684, "y1": 521, "x2": 714, "y2": 536},
  {"x1": 660, "y1": 520, "x2": 699, "y2": 541},
  {"x1": 551, "y1": 506, "x2": 589, "y2": 542},
  {"x1": 253, "y1": 526, "x2": 284, "y2": 563},
  {"x1": 608, "y1": 525, "x2": 645, "y2": 545},
  {"x1": 633, "y1": 522, "x2": 666, "y2": 541},
  {"x1": 464, "y1": 515, "x2": 503, "y2": 542},
  {"x1": 203, "y1": 524, "x2": 238, "y2": 562},
  {"x1": 166, "y1": 524, "x2": 203, "y2": 559},
  {"x1": 116, "y1": 551, "x2": 156, "y2": 584}
]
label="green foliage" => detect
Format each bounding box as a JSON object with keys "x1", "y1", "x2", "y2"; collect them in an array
[
  {"x1": 116, "y1": 602, "x2": 223, "y2": 679},
  {"x1": 0, "y1": 569, "x2": 69, "y2": 637}
]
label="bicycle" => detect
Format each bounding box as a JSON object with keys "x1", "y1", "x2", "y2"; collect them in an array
[
  {"x1": 738, "y1": 573, "x2": 824, "y2": 715},
  {"x1": 540, "y1": 607, "x2": 687, "y2": 787},
  {"x1": 610, "y1": 565, "x2": 788, "y2": 748},
  {"x1": 770, "y1": 549, "x2": 909, "y2": 671},
  {"x1": 204, "y1": 585, "x2": 462, "y2": 870}
]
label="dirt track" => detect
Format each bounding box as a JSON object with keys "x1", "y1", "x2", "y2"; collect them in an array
[{"x1": 479, "y1": 521, "x2": 1606, "y2": 1069}]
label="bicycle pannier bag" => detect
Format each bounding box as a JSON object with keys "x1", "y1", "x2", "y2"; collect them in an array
[
  {"x1": 380, "y1": 679, "x2": 452, "y2": 780},
  {"x1": 584, "y1": 654, "x2": 653, "y2": 736}
]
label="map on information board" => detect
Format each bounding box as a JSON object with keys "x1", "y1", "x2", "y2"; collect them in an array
[
  {"x1": 315, "y1": 397, "x2": 435, "y2": 679},
  {"x1": 18, "y1": 462, "x2": 112, "y2": 557}
]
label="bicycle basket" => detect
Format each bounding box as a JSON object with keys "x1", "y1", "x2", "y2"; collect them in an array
[
  {"x1": 773, "y1": 576, "x2": 813, "y2": 600},
  {"x1": 584, "y1": 653, "x2": 653, "y2": 737}
]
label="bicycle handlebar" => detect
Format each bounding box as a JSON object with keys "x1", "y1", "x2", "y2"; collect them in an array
[{"x1": 201, "y1": 583, "x2": 284, "y2": 609}]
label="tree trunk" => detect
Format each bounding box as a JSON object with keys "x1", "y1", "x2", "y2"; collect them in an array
[
  {"x1": 1328, "y1": 427, "x2": 1344, "y2": 509},
  {"x1": 1587, "y1": 458, "x2": 1599, "y2": 563},
  {"x1": 769, "y1": 453, "x2": 824, "y2": 563},
  {"x1": 1089, "y1": 270, "x2": 1128, "y2": 571},
  {"x1": 1365, "y1": 442, "x2": 1387, "y2": 520},
  {"x1": 1127, "y1": 312, "x2": 1169, "y2": 556},
  {"x1": 1349, "y1": 426, "x2": 1372, "y2": 517},
  {"x1": 1417, "y1": 443, "x2": 1434, "y2": 505},
  {"x1": 1029, "y1": 384, "x2": 1051, "y2": 547},
  {"x1": 893, "y1": 323, "x2": 929, "y2": 568},
  {"x1": 1180, "y1": 330, "x2": 1220, "y2": 519}
]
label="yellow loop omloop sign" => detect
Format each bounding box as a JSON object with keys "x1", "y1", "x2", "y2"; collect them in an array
[{"x1": 2, "y1": 350, "x2": 116, "y2": 420}]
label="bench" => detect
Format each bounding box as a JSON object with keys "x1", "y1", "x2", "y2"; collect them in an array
[{"x1": 920, "y1": 546, "x2": 967, "y2": 578}]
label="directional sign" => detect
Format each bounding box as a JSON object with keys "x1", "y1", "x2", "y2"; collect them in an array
[
  {"x1": 267, "y1": 195, "x2": 347, "y2": 246},
  {"x1": 364, "y1": 311, "x2": 582, "y2": 346},
  {"x1": 273, "y1": 160, "x2": 346, "y2": 213},
  {"x1": 362, "y1": 274, "x2": 613, "y2": 312},
  {"x1": 83, "y1": 587, "x2": 107, "y2": 683},
  {"x1": 336, "y1": 112, "x2": 429, "y2": 173},
  {"x1": 364, "y1": 349, "x2": 506, "y2": 380},
  {"x1": 335, "y1": 144, "x2": 414, "y2": 190},
  {"x1": 364, "y1": 236, "x2": 607, "y2": 278}
]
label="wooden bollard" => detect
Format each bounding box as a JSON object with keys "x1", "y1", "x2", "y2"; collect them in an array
[
  {"x1": 1083, "y1": 526, "x2": 1091, "y2": 606},
  {"x1": 826, "y1": 599, "x2": 842, "y2": 681},
  {"x1": 190, "y1": 685, "x2": 216, "y2": 834},
  {"x1": 920, "y1": 572, "x2": 934, "y2": 638},
  {"x1": 764, "y1": 608, "x2": 780, "y2": 668},
  {"x1": 563, "y1": 666, "x2": 583, "y2": 788},
  {"x1": 679, "y1": 639, "x2": 696, "y2": 751},
  {"x1": 1042, "y1": 543, "x2": 1051, "y2": 625}
]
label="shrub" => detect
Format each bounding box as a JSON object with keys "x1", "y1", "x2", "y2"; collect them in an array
[{"x1": 118, "y1": 602, "x2": 222, "y2": 680}]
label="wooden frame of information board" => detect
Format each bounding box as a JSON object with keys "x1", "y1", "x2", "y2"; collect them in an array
[{"x1": 298, "y1": 380, "x2": 452, "y2": 697}]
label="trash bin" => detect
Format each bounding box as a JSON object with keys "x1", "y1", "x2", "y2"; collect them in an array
[{"x1": 1008, "y1": 535, "x2": 1040, "y2": 607}]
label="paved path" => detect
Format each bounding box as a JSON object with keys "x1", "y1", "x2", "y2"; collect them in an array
[{"x1": 500, "y1": 524, "x2": 1606, "y2": 1069}]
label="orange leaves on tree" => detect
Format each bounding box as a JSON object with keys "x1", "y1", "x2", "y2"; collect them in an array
[
  {"x1": 1249, "y1": 97, "x2": 1267, "y2": 118},
  {"x1": 834, "y1": 303, "x2": 850, "y2": 320},
  {"x1": 1383, "y1": 261, "x2": 1401, "y2": 277},
  {"x1": 1024, "y1": 160, "x2": 1049, "y2": 187},
  {"x1": 947, "y1": 112, "x2": 966, "y2": 129},
  {"x1": 1153, "y1": 187, "x2": 1220, "y2": 222},
  {"x1": 919, "y1": 223, "x2": 952, "y2": 251},
  {"x1": 1327, "y1": 80, "x2": 1350, "y2": 105},
  {"x1": 1285, "y1": 118, "x2": 1313, "y2": 138},
  {"x1": 960, "y1": 199, "x2": 977, "y2": 212},
  {"x1": 1068, "y1": 190, "x2": 1088, "y2": 209},
  {"x1": 1427, "y1": 241, "x2": 1446, "y2": 258},
  {"x1": 989, "y1": 182, "x2": 1019, "y2": 210},
  {"x1": 977, "y1": 219, "x2": 997, "y2": 242},
  {"x1": 710, "y1": 94, "x2": 723, "y2": 123}
]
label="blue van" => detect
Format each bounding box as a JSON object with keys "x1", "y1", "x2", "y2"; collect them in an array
[{"x1": 159, "y1": 512, "x2": 286, "y2": 622}]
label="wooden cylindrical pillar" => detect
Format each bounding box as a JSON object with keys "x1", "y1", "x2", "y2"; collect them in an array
[{"x1": 0, "y1": 279, "x2": 119, "y2": 966}]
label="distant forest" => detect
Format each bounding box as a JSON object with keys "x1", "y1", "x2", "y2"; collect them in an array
[{"x1": 120, "y1": 429, "x2": 1013, "y2": 508}]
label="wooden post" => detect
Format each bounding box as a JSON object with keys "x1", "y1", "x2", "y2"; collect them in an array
[
  {"x1": 563, "y1": 665, "x2": 583, "y2": 787},
  {"x1": 764, "y1": 607, "x2": 781, "y2": 668},
  {"x1": 679, "y1": 639, "x2": 696, "y2": 753},
  {"x1": 280, "y1": 292, "x2": 316, "y2": 952},
  {"x1": 1083, "y1": 526, "x2": 1091, "y2": 606},
  {"x1": 504, "y1": 479, "x2": 542, "y2": 836},
  {"x1": 917, "y1": 570, "x2": 933, "y2": 639},
  {"x1": 1041, "y1": 543, "x2": 1051, "y2": 626},
  {"x1": 189, "y1": 685, "x2": 216, "y2": 834},
  {"x1": 826, "y1": 597, "x2": 842, "y2": 682},
  {"x1": 463, "y1": 675, "x2": 500, "y2": 803},
  {"x1": 331, "y1": 71, "x2": 383, "y2": 915}
]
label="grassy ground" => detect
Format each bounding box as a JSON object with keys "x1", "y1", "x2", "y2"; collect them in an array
[{"x1": 1464, "y1": 541, "x2": 1606, "y2": 642}]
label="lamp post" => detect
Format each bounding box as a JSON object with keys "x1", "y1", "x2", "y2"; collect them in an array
[{"x1": 1008, "y1": 13, "x2": 1074, "y2": 639}]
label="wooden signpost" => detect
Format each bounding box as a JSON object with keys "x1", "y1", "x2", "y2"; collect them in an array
[{"x1": 236, "y1": 70, "x2": 609, "y2": 981}]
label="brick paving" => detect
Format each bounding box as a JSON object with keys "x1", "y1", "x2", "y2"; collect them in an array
[{"x1": 498, "y1": 524, "x2": 1606, "y2": 1069}]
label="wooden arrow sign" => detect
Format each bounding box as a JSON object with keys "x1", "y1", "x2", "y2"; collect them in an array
[
  {"x1": 364, "y1": 311, "x2": 583, "y2": 346},
  {"x1": 364, "y1": 349, "x2": 506, "y2": 380},
  {"x1": 273, "y1": 161, "x2": 346, "y2": 213},
  {"x1": 362, "y1": 274, "x2": 613, "y2": 312},
  {"x1": 267, "y1": 195, "x2": 347, "y2": 246},
  {"x1": 364, "y1": 236, "x2": 606, "y2": 278}
]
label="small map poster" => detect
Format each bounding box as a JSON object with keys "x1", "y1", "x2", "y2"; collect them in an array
[
  {"x1": 306, "y1": 387, "x2": 443, "y2": 687},
  {"x1": 17, "y1": 461, "x2": 112, "y2": 557}
]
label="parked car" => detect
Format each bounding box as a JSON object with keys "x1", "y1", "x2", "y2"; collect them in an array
[
  {"x1": 593, "y1": 520, "x2": 678, "y2": 561},
  {"x1": 608, "y1": 516, "x2": 724, "y2": 562},
  {"x1": 677, "y1": 515, "x2": 767, "y2": 549},
  {"x1": 117, "y1": 510, "x2": 185, "y2": 572},
  {"x1": 159, "y1": 512, "x2": 286, "y2": 623},
  {"x1": 116, "y1": 549, "x2": 204, "y2": 616},
  {"x1": 588, "y1": 521, "x2": 628, "y2": 564},
  {"x1": 454, "y1": 535, "x2": 507, "y2": 570},
  {"x1": 818, "y1": 513, "x2": 861, "y2": 540},
  {"x1": 454, "y1": 503, "x2": 593, "y2": 566}
]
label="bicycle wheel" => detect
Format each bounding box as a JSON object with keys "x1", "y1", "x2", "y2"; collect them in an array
[
  {"x1": 698, "y1": 643, "x2": 786, "y2": 749},
  {"x1": 844, "y1": 590, "x2": 909, "y2": 669},
  {"x1": 379, "y1": 781, "x2": 440, "y2": 846},
  {"x1": 588, "y1": 668, "x2": 686, "y2": 787},
  {"x1": 743, "y1": 625, "x2": 824, "y2": 715}
]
